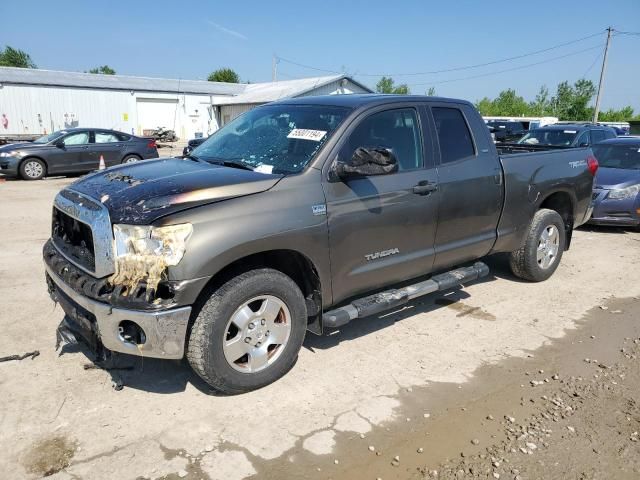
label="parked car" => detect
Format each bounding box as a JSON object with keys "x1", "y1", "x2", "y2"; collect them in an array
[
  {"x1": 517, "y1": 123, "x2": 616, "y2": 148},
  {"x1": 486, "y1": 120, "x2": 527, "y2": 143},
  {"x1": 44, "y1": 95, "x2": 596, "y2": 394},
  {"x1": 0, "y1": 128, "x2": 159, "y2": 180},
  {"x1": 589, "y1": 137, "x2": 640, "y2": 228},
  {"x1": 183, "y1": 136, "x2": 208, "y2": 156}
]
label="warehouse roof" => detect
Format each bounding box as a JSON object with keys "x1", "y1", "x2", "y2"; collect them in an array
[
  {"x1": 0, "y1": 67, "x2": 371, "y2": 102},
  {"x1": 0, "y1": 66, "x2": 244, "y2": 95},
  {"x1": 212, "y1": 75, "x2": 372, "y2": 105}
]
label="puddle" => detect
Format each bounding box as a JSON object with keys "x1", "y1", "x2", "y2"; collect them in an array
[
  {"x1": 21, "y1": 434, "x2": 77, "y2": 477},
  {"x1": 434, "y1": 297, "x2": 496, "y2": 321}
]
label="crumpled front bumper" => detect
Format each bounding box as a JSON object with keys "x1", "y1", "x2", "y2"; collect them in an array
[{"x1": 46, "y1": 262, "x2": 192, "y2": 359}]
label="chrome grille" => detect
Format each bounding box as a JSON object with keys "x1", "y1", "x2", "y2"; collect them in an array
[{"x1": 52, "y1": 189, "x2": 115, "y2": 278}]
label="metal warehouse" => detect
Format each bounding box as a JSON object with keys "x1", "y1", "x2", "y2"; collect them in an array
[{"x1": 0, "y1": 67, "x2": 371, "y2": 141}]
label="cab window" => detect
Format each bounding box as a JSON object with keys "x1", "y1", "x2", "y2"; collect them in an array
[
  {"x1": 575, "y1": 131, "x2": 591, "y2": 146},
  {"x1": 341, "y1": 108, "x2": 423, "y2": 171},
  {"x1": 432, "y1": 107, "x2": 475, "y2": 164},
  {"x1": 590, "y1": 130, "x2": 606, "y2": 144}
]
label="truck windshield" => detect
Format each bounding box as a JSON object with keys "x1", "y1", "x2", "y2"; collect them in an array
[
  {"x1": 592, "y1": 144, "x2": 640, "y2": 170},
  {"x1": 192, "y1": 104, "x2": 350, "y2": 174},
  {"x1": 518, "y1": 128, "x2": 577, "y2": 146}
]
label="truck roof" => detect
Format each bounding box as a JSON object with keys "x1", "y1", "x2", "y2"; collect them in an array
[{"x1": 269, "y1": 93, "x2": 473, "y2": 109}]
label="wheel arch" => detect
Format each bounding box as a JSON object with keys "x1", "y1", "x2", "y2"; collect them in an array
[
  {"x1": 121, "y1": 153, "x2": 142, "y2": 163},
  {"x1": 192, "y1": 249, "x2": 323, "y2": 335},
  {"x1": 537, "y1": 189, "x2": 576, "y2": 249}
]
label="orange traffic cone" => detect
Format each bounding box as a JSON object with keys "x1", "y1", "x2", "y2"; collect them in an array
[{"x1": 98, "y1": 155, "x2": 106, "y2": 170}]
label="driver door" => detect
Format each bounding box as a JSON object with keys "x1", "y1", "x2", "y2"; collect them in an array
[
  {"x1": 323, "y1": 106, "x2": 439, "y2": 305},
  {"x1": 47, "y1": 131, "x2": 92, "y2": 174}
]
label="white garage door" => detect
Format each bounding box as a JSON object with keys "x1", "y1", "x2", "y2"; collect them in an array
[{"x1": 136, "y1": 98, "x2": 179, "y2": 135}]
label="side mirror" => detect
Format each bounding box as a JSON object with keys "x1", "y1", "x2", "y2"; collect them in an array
[
  {"x1": 578, "y1": 142, "x2": 589, "y2": 148},
  {"x1": 54, "y1": 139, "x2": 65, "y2": 148},
  {"x1": 334, "y1": 147, "x2": 399, "y2": 179}
]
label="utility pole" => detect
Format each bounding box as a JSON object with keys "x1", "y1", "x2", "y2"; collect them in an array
[
  {"x1": 272, "y1": 54, "x2": 278, "y2": 82},
  {"x1": 593, "y1": 27, "x2": 613, "y2": 123}
]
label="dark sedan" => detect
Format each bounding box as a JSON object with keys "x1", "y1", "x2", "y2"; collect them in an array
[
  {"x1": 589, "y1": 137, "x2": 640, "y2": 228},
  {"x1": 0, "y1": 128, "x2": 159, "y2": 180},
  {"x1": 182, "y1": 136, "x2": 208, "y2": 156}
]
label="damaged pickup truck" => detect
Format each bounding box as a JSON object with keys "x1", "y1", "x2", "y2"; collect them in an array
[{"x1": 44, "y1": 95, "x2": 597, "y2": 394}]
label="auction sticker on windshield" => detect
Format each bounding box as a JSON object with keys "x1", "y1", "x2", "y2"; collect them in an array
[{"x1": 287, "y1": 129, "x2": 327, "y2": 142}]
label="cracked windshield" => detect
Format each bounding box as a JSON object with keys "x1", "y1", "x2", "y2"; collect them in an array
[{"x1": 191, "y1": 104, "x2": 349, "y2": 174}]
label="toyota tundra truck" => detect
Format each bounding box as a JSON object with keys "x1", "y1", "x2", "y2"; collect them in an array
[{"x1": 44, "y1": 95, "x2": 597, "y2": 394}]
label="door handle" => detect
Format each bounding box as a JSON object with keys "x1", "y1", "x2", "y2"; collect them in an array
[{"x1": 412, "y1": 181, "x2": 438, "y2": 195}]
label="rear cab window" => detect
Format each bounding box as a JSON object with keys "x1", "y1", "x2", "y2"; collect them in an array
[{"x1": 431, "y1": 107, "x2": 476, "y2": 164}]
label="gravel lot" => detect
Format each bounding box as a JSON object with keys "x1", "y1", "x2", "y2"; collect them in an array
[{"x1": 0, "y1": 176, "x2": 639, "y2": 479}]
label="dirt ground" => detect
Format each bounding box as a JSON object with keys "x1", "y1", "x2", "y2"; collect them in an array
[{"x1": 0, "y1": 177, "x2": 639, "y2": 480}]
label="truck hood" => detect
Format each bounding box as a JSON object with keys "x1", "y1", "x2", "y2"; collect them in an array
[
  {"x1": 69, "y1": 157, "x2": 284, "y2": 224},
  {"x1": 595, "y1": 167, "x2": 640, "y2": 189}
]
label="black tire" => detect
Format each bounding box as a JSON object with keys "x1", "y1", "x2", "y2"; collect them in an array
[
  {"x1": 187, "y1": 268, "x2": 307, "y2": 394},
  {"x1": 121, "y1": 154, "x2": 141, "y2": 164},
  {"x1": 19, "y1": 158, "x2": 46, "y2": 180},
  {"x1": 509, "y1": 208, "x2": 566, "y2": 282}
]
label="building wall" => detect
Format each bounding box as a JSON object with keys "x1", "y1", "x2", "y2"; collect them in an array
[{"x1": 0, "y1": 84, "x2": 221, "y2": 139}]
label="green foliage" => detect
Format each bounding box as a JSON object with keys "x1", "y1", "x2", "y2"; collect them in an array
[
  {"x1": 207, "y1": 68, "x2": 240, "y2": 83},
  {"x1": 426, "y1": 87, "x2": 436, "y2": 96},
  {"x1": 376, "y1": 76, "x2": 410, "y2": 95},
  {"x1": 476, "y1": 79, "x2": 637, "y2": 121},
  {"x1": 88, "y1": 65, "x2": 116, "y2": 75},
  {"x1": 0, "y1": 45, "x2": 36, "y2": 68},
  {"x1": 598, "y1": 106, "x2": 636, "y2": 122}
]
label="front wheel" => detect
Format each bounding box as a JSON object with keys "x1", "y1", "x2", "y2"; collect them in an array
[
  {"x1": 187, "y1": 268, "x2": 307, "y2": 394},
  {"x1": 509, "y1": 208, "x2": 566, "y2": 282},
  {"x1": 20, "y1": 158, "x2": 46, "y2": 180}
]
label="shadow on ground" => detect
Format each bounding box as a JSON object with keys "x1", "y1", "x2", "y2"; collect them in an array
[{"x1": 56, "y1": 256, "x2": 518, "y2": 396}]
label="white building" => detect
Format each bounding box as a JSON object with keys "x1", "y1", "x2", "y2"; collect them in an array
[{"x1": 0, "y1": 67, "x2": 371, "y2": 140}]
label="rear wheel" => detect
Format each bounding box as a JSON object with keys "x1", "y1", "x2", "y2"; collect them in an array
[
  {"x1": 122, "y1": 155, "x2": 141, "y2": 164},
  {"x1": 509, "y1": 208, "x2": 566, "y2": 282},
  {"x1": 20, "y1": 158, "x2": 46, "y2": 180},
  {"x1": 187, "y1": 268, "x2": 307, "y2": 394}
]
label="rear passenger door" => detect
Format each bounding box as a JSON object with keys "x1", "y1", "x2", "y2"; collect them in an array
[
  {"x1": 324, "y1": 106, "x2": 439, "y2": 304},
  {"x1": 93, "y1": 131, "x2": 125, "y2": 168},
  {"x1": 427, "y1": 103, "x2": 504, "y2": 271}
]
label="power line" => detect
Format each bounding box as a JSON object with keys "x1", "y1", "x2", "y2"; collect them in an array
[
  {"x1": 405, "y1": 43, "x2": 605, "y2": 87},
  {"x1": 276, "y1": 30, "x2": 606, "y2": 77}
]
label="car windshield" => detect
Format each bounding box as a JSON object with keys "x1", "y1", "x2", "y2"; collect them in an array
[
  {"x1": 518, "y1": 128, "x2": 578, "y2": 146},
  {"x1": 192, "y1": 104, "x2": 350, "y2": 174},
  {"x1": 592, "y1": 144, "x2": 640, "y2": 170},
  {"x1": 33, "y1": 131, "x2": 66, "y2": 144}
]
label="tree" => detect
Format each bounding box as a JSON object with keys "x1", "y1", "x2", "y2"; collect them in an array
[
  {"x1": 491, "y1": 89, "x2": 529, "y2": 116},
  {"x1": 208, "y1": 68, "x2": 240, "y2": 83},
  {"x1": 376, "y1": 76, "x2": 410, "y2": 94},
  {"x1": 529, "y1": 86, "x2": 552, "y2": 116},
  {"x1": 551, "y1": 79, "x2": 596, "y2": 121},
  {"x1": 598, "y1": 106, "x2": 635, "y2": 122},
  {"x1": 426, "y1": 87, "x2": 436, "y2": 96},
  {"x1": 0, "y1": 45, "x2": 36, "y2": 68},
  {"x1": 88, "y1": 65, "x2": 116, "y2": 75}
]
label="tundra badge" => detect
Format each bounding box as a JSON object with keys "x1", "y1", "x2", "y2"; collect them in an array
[{"x1": 365, "y1": 248, "x2": 400, "y2": 261}]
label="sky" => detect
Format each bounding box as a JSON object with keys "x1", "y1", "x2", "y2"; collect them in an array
[{"x1": 2, "y1": 0, "x2": 639, "y2": 111}]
